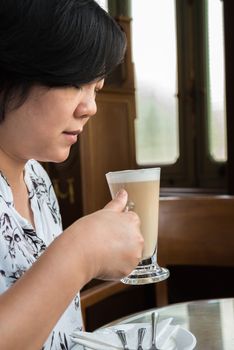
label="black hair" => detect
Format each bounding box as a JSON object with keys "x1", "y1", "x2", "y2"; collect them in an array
[{"x1": 0, "y1": 0, "x2": 126, "y2": 121}]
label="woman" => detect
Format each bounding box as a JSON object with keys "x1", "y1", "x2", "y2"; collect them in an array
[{"x1": 0, "y1": 1, "x2": 143, "y2": 349}]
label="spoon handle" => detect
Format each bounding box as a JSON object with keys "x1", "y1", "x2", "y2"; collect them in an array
[
  {"x1": 137, "y1": 327, "x2": 146, "y2": 350},
  {"x1": 151, "y1": 312, "x2": 159, "y2": 346},
  {"x1": 116, "y1": 329, "x2": 129, "y2": 350}
]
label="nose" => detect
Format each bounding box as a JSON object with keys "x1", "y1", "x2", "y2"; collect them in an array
[{"x1": 74, "y1": 94, "x2": 97, "y2": 120}]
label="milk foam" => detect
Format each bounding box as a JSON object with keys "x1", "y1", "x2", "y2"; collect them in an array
[{"x1": 106, "y1": 168, "x2": 160, "y2": 183}]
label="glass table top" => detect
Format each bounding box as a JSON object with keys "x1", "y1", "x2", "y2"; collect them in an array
[{"x1": 108, "y1": 298, "x2": 234, "y2": 350}]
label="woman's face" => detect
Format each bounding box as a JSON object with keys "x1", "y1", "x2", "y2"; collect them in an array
[{"x1": 0, "y1": 79, "x2": 104, "y2": 163}]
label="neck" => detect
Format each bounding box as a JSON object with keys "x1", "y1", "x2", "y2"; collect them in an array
[{"x1": 0, "y1": 145, "x2": 27, "y2": 188}]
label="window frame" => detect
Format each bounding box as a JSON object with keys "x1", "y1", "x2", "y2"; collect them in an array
[{"x1": 132, "y1": 0, "x2": 227, "y2": 191}]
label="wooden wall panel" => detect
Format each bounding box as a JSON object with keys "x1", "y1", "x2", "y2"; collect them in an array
[{"x1": 80, "y1": 92, "x2": 136, "y2": 214}]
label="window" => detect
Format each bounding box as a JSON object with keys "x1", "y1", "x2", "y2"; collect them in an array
[
  {"x1": 207, "y1": 0, "x2": 226, "y2": 162},
  {"x1": 132, "y1": 0, "x2": 179, "y2": 166},
  {"x1": 132, "y1": 0, "x2": 227, "y2": 190},
  {"x1": 95, "y1": 0, "x2": 108, "y2": 11}
]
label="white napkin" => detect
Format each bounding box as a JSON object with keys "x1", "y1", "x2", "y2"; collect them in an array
[{"x1": 70, "y1": 318, "x2": 182, "y2": 350}]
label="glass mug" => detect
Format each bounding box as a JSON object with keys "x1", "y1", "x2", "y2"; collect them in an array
[{"x1": 105, "y1": 168, "x2": 169, "y2": 285}]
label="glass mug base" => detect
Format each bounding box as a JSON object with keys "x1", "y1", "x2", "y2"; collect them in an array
[{"x1": 121, "y1": 255, "x2": 170, "y2": 285}]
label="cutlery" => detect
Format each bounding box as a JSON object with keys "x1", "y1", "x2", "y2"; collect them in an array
[
  {"x1": 149, "y1": 312, "x2": 160, "y2": 350},
  {"x1": 70, "y1": 333, "x2": 121, "y2": 350},
  {"x1": 137, "y1": 327, "x2": 146, "y2": 350},
  {"x1": 116, "y1": 329, "x2": 129, "y2": 350}
]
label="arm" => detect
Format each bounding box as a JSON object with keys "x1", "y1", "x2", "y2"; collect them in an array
[{"x1": 0, "y1": 189, "x2": 143, "y2": 350}]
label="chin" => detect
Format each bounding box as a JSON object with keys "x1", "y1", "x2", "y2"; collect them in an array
[
  {"x1": 53, "y1": 154, "x2": 70, "y2": 163},
  {"x1": 39, "y1": 151, "x2": 71, "y2": 164}
]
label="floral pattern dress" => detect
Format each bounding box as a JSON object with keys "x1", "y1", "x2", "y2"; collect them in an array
[{"x1": 0, "y1": 160, "x2": 83, "y2": 349}]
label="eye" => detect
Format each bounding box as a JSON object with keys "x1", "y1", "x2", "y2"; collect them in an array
[{"x1": 72, "y1": 84, "x2": 82, "y2": 90}]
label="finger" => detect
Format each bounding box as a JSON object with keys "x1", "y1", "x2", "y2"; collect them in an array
[
  {"x1": 125, "y1": 210, "x2": 141, "y2": 226},
  {"x1": 104, "y1": 189, "x2": 128, "y2": 212}
]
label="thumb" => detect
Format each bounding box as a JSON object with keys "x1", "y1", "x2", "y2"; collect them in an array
[{"x1": 104, "y1": 189, "x2": 128, "y2": 212}]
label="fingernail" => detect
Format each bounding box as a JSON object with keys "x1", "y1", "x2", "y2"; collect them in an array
[{"x1": 115, "y1": 189, "x2": 127, "y2": 198}]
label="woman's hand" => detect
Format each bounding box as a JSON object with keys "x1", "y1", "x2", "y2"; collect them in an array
[{"x1": 73, "y1": 189, "x2": 144, "y2": 281}]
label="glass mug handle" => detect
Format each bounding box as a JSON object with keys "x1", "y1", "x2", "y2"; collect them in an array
[{"x1": 125, "y1": 200, "x2": 135, "y2": 212}]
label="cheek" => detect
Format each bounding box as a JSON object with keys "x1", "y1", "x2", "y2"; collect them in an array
[
  {"x1": 33, "y1": 111, "x2": 64, "y2": 133},
  {"x1": 18, "y1": 95, "x2": 78, "y2": 135}
]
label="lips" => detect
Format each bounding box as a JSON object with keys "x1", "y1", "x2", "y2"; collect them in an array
[
  {"x1": 63, "y1": 130, "x2": 81, "y2": 136},
  {"x1": 63, "y1": 130, "x2": 82, "y2": 144}
]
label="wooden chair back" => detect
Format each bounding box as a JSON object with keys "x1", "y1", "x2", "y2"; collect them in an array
[
  {"x1": 80, "y1": 281, "x2": 129, "y2": 329},
  {"x1": 80, "y1": 280, "x2": 156, "y2": 331},
  {"x1": 156, "y1": 196, "x2": 234, "y2": 306}
]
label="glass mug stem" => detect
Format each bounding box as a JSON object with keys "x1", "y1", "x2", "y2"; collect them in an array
[{"x1": 121, "y1": 249, "x2": 169, "y2": 285}]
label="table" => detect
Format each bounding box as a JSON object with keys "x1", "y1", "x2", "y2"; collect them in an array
[{"x1": 108, "y1": 298, "x2": 234, "y2": 350}]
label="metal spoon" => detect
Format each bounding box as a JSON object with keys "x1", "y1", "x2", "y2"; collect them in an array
[
  {"x1": 149, "y1": 312, "x2": 159, "y2": 350},
  {"x1": 116, "y1": 329, "x2": 129, "y2": 350},
  {"x1": 137, "y1": 327, "x2": 146, "y2": 350}
]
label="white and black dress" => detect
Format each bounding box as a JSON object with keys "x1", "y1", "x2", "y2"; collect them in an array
[{"x1": 0, "y1": 160, "x2": 83, "y2": 349}]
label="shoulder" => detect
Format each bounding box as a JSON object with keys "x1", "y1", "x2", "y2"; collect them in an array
[
  {"x1": 0, "y1": 170, "x2": 13, "y2": 209},
  {"x1": 25, "y1": 160, "x2": 62, "y2": 226},
  {"x1": 26, "y1": 160, "x2": 52, "y2": 185},
  {"x1": 25, "y1": 159, "x2": 56, "y2": 202}
]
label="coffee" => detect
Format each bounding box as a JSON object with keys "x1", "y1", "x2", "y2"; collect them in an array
[{"x1": 106, "y1": 170, "x2": 160, "y2": 260}]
